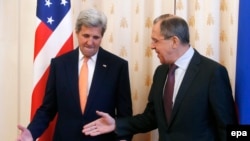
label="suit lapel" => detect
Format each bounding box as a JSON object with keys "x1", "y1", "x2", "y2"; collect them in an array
[
  {"x1": 170, "y1": 50, "x2": 201, "y2": 125},
  {"x1": 152, "y1": 65, "x2": 170, "y2": 127},
  {"x1": 64, "y1": 49, "x2": 82, "y2": 112},
  {"x1": 84, "y1": 48, "x2": 109, "y2": 115}
]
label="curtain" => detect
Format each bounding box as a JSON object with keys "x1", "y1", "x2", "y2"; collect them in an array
[{"x1": 176, "y1": 0, "x2": 239, "y2": 95}]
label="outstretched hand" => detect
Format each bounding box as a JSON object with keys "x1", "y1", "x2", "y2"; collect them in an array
[
  {"x1": 82, "y1": 110, "x2": 116, "y2": 136},
  {"x1": 17, "y1": 124, "x2": 33, "y2": 141}
]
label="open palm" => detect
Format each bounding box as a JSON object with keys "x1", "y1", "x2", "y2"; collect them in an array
[
  {"x1": 82, "y1": 110, "x2": 116, "y2": 136},
  {"x1": 17, "y1": 124, "x2": 33, "y2": 141}
]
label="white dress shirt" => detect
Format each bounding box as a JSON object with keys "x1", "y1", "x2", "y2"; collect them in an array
[{"x1": 164, "y1": 46, "x2": 195, "y2": 106}]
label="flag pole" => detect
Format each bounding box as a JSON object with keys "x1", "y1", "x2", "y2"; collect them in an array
[{"x1": 174, "y1": 0, "x2": 176, "y2": 15}]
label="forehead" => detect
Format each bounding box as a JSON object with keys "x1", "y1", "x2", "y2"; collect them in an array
[
  {"x1": 151, "y1": 22, "x2": 163, "y2": 38},
  {"x1": 79, "y1": 25, "x2": 102, "y2": 35}
]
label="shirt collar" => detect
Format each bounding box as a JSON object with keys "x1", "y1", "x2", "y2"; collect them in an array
[
  {"x1": 175, "y1": 46, "x2": 194, "y2": 71},
  {"x1": 78, "y1": 48, "x2": 98, "y2": 62}
]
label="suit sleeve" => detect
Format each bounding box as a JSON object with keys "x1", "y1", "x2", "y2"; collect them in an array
[
  {"x1": 114, "y1": 60, "x2": 133, "y2": 141},
  {"x1": 115, "y1": 61, "x2": 132, "y2": 117},
  {"x1": 208, "y1": 65, "x2": 238, "y2": 141},
  {"x1": 27, "y1": 59, "x2": 58, "y2": 139}
]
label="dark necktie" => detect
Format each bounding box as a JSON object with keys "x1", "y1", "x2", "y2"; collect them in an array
[{"x1": 164, "y1": 64, "x2": 178, "y2": 123}]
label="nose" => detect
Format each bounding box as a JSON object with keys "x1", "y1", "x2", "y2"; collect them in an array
[
  {"x1": 86, "y1": 38, "x2": 94, "y2": 45},
  {"x1": 150, "y1": 43, "x2": 156, "y2": 50}
]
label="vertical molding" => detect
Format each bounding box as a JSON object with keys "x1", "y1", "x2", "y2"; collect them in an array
[{"x1": 17, "y1": 0, "x2": 21, "y2": 128}]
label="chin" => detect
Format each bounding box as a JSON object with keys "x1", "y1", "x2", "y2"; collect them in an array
[{"x1": 159, "y1": 60, "x2": 164, "y2": 64}]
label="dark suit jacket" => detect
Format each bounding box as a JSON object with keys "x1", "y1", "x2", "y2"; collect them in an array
[
  {"x1": 116, "y1": 49, "x2": 237, "y2": 141},
  {"x1": 28, "y1": 47, "x2": 133, "y2": 141}
]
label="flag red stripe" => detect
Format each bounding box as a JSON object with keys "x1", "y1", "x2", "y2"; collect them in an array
[
  {"x1": 34, "y1": 22, "x2": 52, "y2": 60},
  {"x1": 31, "y1": 67, "x2": 50, "y2": 119}
]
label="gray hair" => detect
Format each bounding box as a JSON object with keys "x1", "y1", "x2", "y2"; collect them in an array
[
  {"x1": 153, "y1": 14, "x2": 173, "y2": 24},
  {"x1": 154, "y1": 14, "x2": 190, "y2": 44},
  {"x1": 75, "y1": 8, "x2": 107, "y2": 36}
]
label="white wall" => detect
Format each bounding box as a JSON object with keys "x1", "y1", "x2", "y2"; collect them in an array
[
  {"x1": 0, "y1": 0, "x2": 36, "y2": 140},
  {"x1": 0, "y1": 0, "x2": 19, "y2": 140}
]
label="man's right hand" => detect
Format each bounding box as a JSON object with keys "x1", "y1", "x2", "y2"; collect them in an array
[
  {"x1": 17, "y1": 124, "x2": 33, "y2": 141},
  {"x1": 82, "y1": 110, "x2": 116, "y2": 136}
]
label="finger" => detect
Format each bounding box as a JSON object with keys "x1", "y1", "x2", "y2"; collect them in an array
[
  {"x1": 82, "y1": 126, "x2": 93, "y2": 133},
  {"x1": 82, "y1": 128, "x2": 93, "y2": 135},
  {"x1": 96, "y1": 110, "x2": 107, "y2": 117},
  {"x1": 17, "y1": 136, "x2": 22, "y2": 141},
  {"x1": 84, "y1": 128, "x2": 100, "y2": 136},
  {"x1": 83, "y1": 121, "x2": 96, "y2": 128},
  {"x1": 17, "y1": 124, "x2": 25, "y2": 131},
  {"x1": 83, "y1": 122, "x2": 98, "y2": 132},
  {"x1": 89, "y1": 129, "x2": 100, "y2": 136}
]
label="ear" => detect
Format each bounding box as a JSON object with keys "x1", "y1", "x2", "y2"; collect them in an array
[{"x1": 172, "y1": 36, "x2": 180, "y2": 49}]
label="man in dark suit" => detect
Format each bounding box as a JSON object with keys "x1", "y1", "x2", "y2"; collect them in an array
[
  {"x1": 17, "y1": 8, "x2": 132, "y2": 141},
  {"x1": 82, "y1": 14, "x2": 238, "y2": 141}
]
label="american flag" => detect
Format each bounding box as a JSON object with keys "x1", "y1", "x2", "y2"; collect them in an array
[
  {"x1": 235, "y1": 0, "x2": 250, "y2": 124},
  {"x1": 31, "y1": 0, "x2": 73, "y2": 140}
]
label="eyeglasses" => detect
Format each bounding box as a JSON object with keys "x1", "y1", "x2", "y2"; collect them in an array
[
  {"x1": 151, "y1": 36, "x2": 173, "y2": 45},
  {"x1": 151, "y1": 38, "x2": 165, "y2": 44}
]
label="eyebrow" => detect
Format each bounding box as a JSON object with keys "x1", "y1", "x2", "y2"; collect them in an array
[{"x1": 151, "y1": 37, "x2": 158, "y2": 40}]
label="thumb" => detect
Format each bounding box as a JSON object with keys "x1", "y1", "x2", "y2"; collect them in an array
[
  {"x1": 96, "y1": 110, "x2": 111, "y2": 118},
  {"x1": 17, "y1": 124, "x2": 26, "y2": 132}
]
